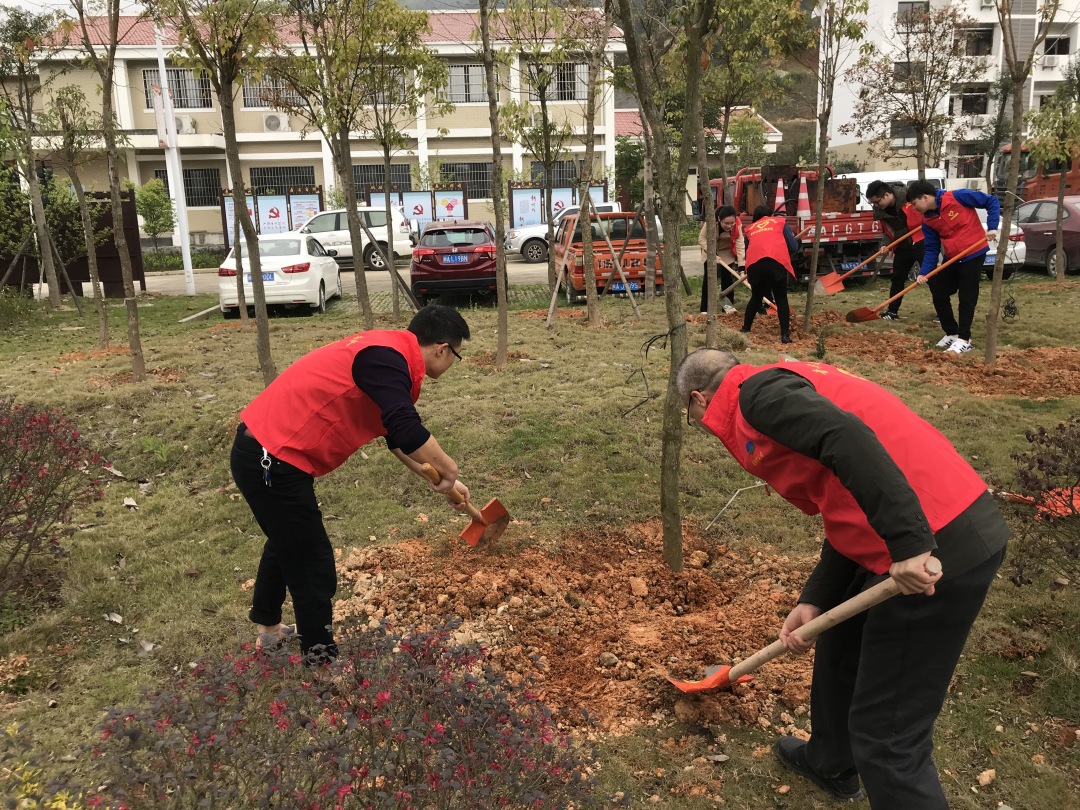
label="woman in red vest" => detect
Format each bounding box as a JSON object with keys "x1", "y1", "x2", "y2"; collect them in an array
[
  {"x1": 698, "y1": 205, "x2": 745, "y2": 315},
  {"x1": 741, "y1": 205, "x2": 800, "y2": 343},
  {"x1": 677, "y1": 348, "x2": 1008, "y2": 809},
  {"x1": 230, "y1": 305, "x2": 472, "y2": 664}
]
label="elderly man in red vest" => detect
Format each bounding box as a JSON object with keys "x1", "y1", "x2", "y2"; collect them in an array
[
  {"x1": 678, "y1": 348, "x2": 1008, "y2": 809},
  {"x1": 230, "y1": 305, "x2": 471, "y2": 663},
  {"x1": 740, "y1": 204, "x2": 800, "y2": 343}
]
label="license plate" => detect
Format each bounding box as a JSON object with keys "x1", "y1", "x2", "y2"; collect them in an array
[
  {"x1": 610, "y1": 281, "x2": 641, "y2": 292},
  {"x1": 841, "y1": 261, "x2": 858, "y2": 271},
  {"x1": 984, "y1": 254, "x2": 995, "y2": 265},
  {"x1": 245, "y1": 272, "x2": 275, "y2": 282},
  {"x1": 441, "y1": 254, "x2": 469, "y2": 264}
]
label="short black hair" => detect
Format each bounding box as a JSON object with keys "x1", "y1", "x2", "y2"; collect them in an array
[
  {"x1": 906, "y1": 180, "x2": 937, "y2": 202},
  {"x1": 408, "y1": 304, "x2": 470, "y2": 347},
  {"x1": 752, "y1": 205, "x2": 769, "y2": 222},
  {"x1": 865, "y1": 180, "x2": 893, "y2": 200},
  {"x1": 716, "y1": 205, "x2": 738, "y2": 221}
]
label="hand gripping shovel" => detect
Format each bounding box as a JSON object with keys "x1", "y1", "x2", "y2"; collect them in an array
[
  {"x1": 667, "y1": 557, "x2": 942, "y2": 693},
  {"x1": 419, "y1": 463, "x2": 510, "y2": 547},
  {"x1": 845, "y1": 238, "x2": 987, "y2": 324},
  {"x1": 816, "y1": 227, "x2": 921, "y2": 296},
  {"x1": 715, "y1": 258, "x2": 777, "y2": 314}
]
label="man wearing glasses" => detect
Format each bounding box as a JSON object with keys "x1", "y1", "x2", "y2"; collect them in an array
[
  {"x1": 230, "y1": 304, "x2": 472, "y2": 664},
  {"x1": 864, "y1": 180, "x2": 925, "y2": 321}
]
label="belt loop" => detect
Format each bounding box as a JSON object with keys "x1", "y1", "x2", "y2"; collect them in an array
[{"x1": 261, "y1": 447, "x2": 272, "y2": 487}]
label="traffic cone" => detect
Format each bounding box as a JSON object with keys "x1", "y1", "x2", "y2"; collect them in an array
[
  {"x1": 796, "y1": 175, "x2": 812, "y2": 219},
  {"x1": 774, "y1": 177, "x2": 786, "y2": 215}
]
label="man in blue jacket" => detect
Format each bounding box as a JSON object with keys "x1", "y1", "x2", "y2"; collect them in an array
[{"x1": 906, "y1": 181, "x2": 1000, "y2": 354}]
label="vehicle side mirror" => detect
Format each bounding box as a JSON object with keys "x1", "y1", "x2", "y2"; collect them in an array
[
  {"x1": 326, "y1": 249, "x2": 338, "y2": 257},
  {"x1": 410, "y1": 217, "x2": 420, "y2": 234},
  {"x1": 299, "y1": 226, "x2": 310, "y2": 234}
]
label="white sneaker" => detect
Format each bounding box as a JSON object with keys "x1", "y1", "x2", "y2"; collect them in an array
[
  {"x1": 936, "y1": 334, "x2": 959, "y2": 349},
  {"x1": 722, "y1": 304, "x2": 737, "y2": 314},
  {"x1": 947, "y1": 338, "x2": 972, "y2": 354}
]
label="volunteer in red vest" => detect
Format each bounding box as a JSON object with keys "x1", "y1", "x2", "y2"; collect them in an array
[
  {"x1": 907, "y1": 180, "x2": 999, "y2": 354},
  {"x1": 677, "y1": 348, "x2": 1008, "y2": 809},
  {"x1": 698, "y1": 205, "x2": 745, "y2": 316},
  {"x1": 865, "y1": 179, "x2": 925, "y2": 321},
  {"x1": 230, "y1": 305, "x2": 472, "y2": 664},
  {"x1": 740, "y1": 205, "x2": 799, "y2": 343}
]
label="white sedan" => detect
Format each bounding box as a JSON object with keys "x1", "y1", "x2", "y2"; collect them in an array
[{"x1": 218, "y1": 234, "x2": 342, "y2": 317}]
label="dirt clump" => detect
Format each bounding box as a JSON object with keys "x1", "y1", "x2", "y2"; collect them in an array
[
  {"x1": 89, "y1": 367, "x2": 186, "y2": 386},
  {"x1": 59, "y1": 346, "x2": 131, "y2": 363},
  {"x1": 519, "y1": 308, "x2": 585, "y2": 319},
  {"x1": 336, "y1": 521, "x2": 817, "y2": 735}
]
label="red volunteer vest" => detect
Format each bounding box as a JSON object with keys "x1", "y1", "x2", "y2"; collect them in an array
[
  {"x1": 727, "y1": 217, "x2": 743, "y2": 257},
  {"x1": 744, "y1": 216, "x2": 795, "y2": 277},
  {"x1": 701, "y1": 361, "x2": 988, "y2": 574},
  {"x1": 883, "y1": 202, "x2": 925, "y2": 249},
  {"x1": 923, "y1": 191, "x2": 985, "y2": 259},
  {"x1": 241, "y1": 330, "x2": 425, "y2": 477}
]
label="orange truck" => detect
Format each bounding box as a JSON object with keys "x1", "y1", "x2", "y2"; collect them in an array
[
  {"x1": 709, "y1": 165, "x2": 884, "y2": 282},
  {"x1": 553, "y1": 212, "x2": 664, "y2": 303}
]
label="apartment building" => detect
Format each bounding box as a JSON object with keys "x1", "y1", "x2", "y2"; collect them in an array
[
  {"x1": 35, "y1": 11, "x2": 621, "y2": 244},
  {"x1": 829, "y1": 0, "x2": 1079, "y2": 188}
]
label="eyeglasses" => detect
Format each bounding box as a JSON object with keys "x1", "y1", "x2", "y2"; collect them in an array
[
  {"x1": 686, "y1": 394, "x2": 694, "y2": 427},
  {"x1": 448, "y1": 344, "x2": 463, "y2": 362}
]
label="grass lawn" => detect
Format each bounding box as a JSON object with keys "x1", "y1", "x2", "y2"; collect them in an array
[{"x1": 1, "y1": 271, "x2": 1078, "y2": 808}]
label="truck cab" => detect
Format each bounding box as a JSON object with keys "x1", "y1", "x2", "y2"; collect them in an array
[
  {"x1": 552, "y1": 212, "x2": 664, "y2": 303},
  {"x1": 505, "y1": 201, "x2": 623, "y2": 263}
]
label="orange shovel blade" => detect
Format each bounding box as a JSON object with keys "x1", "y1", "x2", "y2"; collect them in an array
[
  {"x1": 666, "y1": 665, "x2": 754, "y2": 693},
  {"x1": 816, "y1": 272, "x2": 845, "y2": 296},
  {"x1": 845, "y1": 306, "x2": 881, "y2": 323},
  {"x1": 459, "y1": 498, "x2": 510, "y2": 547}
]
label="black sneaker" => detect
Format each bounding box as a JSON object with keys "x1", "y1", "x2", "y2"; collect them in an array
[
  {"x1": 774, "y1": 737, "x2": 864, "y2": 802},
  {"x1": 880, "y1": 311, "x2": 900, "y2": 321}
]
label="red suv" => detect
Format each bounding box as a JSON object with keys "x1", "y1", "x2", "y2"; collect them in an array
[{"x1": 410, "y1": 221, "x2": 498, "y2": 304}]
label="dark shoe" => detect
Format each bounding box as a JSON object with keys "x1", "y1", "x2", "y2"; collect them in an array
[
  {"x1": 774, "y1": 737, "x2": 864, "y2": 802},
  {"x1": 781, "y1": 332, "x2": 792, "y2": 344},
  {"x1": 880, "y1": 311, "x2": 900, "y2": 321},
  {"x1": 739, "y1": 328, "x2": 751, "y2": 334}
]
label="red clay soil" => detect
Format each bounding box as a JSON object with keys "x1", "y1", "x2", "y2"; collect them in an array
[
  {"x1": 59, "y1": 346, "x2": 130, "y2": 362},
  {"x1": 335, "y1": 521, "x2": 817, "y2": 736},
  {"x1": 88, "y1": 367, "x2": 187, "y2": 387},
  {"x1": 520, "y1": 308, "x2": 585, "y2": 319}
]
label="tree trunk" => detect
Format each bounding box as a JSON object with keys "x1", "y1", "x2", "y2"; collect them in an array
[
  {"x1": 541, "y1": 94, "x2": 557, "y2": 292},
  {"x1": 581, "y1": 51, "x2": 604, "y2": 327},
  {"x1": 916, "y1": 130, "x2": 927, "y2": 180},
  {"x1": 697, "y1": 124, "x2": 717, "y2": 346},
  {"x1": 718, "y1": 110, "x2": 731, "y2": 205},
  {"x1": 480, "y1": 0, "x2": 508, "y2": 368},
  {"x1": 1056, "y1": 162, "x2": 1067, "y2": 281},
  {"x1": 64, "y1": 165, "x2": 110, "y2": 348},
  {"x1": 234, "y1": 205, "x2": 249, "y2": 325},
  {"x1": 802, "y1": 129, "x2": 830, "y2": 333},
  {"x1": 222, "y1": 94, "x2": 277, "y2": 385},
  {"x1": 25, "y1": 162, "x2": 62, "y2": 309},
  {"x1": 383, "y1": 146, "x2": 400, "y2": 321},
  {"x1": 642, "y1": 115, "x2": 658, "y2": 298},
  {"x1": 333, "y1": 127, "x2": 375, "y2": 330}
]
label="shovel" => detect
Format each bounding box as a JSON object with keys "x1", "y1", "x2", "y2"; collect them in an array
[
  {"x1": 714, "y1": 258, "x2": 777, "y2": 314},
  {"x1": 816, "y1": 227, "x2": 921, "y2": 296},
  {"x1": 844, "y1": 238, "x2": 987, "y2": 323},
  {"x1": 419, "y1": 463, "x2": 510, "y2": 547},
  {"x1": 667, "y1": 557, "x2": 943, "y2": 693}
]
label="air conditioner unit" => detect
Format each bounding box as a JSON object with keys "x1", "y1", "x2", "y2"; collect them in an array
[
  {"x1": 1043, "y1": 55, "x2": 1059, "y2": 68},
  {"x1": 262, "y1": 112, "x2": 291, "y2": 133},
  {"x1": 966, "y1": 179, "x2": 983, "y2": 190},
  {"x1": 971, "y1": 114, "x2": 988, "y2": 127},
  {"x1": 174, "y1": 114, "x2": 196, "y2": 135},
  {"x1": 980, "y1": 0, "x2": 994, "y2": 8}
]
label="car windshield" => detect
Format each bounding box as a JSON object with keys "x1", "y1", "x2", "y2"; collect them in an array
[
  {"x1": 233, "y1": 239, "x2": 302, "y2": 258},
  {"x1": 421, "y1": 228, "x2": 490, "y2": 247}
]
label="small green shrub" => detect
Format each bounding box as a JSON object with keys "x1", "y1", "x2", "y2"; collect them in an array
[
  {"x1": 142, "y1": 249, "x2": 227, "y2": 272},
  {"x1": 678, "y1": 221, "x2": 699, "y2": 247},
  {"x1": 0, "y1": 399, "x2": 103, "y2": 598},
  {"x1": 76, "y1": 619, "x2": 597, "y2": 808},
  {"x1": 0, "y1": 287, "x2": 35, "y2": 328}
]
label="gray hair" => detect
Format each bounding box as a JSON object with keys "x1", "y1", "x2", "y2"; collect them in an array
[{"x1": 676, "y1": 349, "x2": 741, "y2": 400}]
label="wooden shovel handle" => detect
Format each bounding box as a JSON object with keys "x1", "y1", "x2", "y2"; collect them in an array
[
  {"x1": 419, "y1": 463, "x2": 484, "y2": 521},
  {"x1": 870, "y1": 238, "x2": 987, "y2": 315},
  {"x1": 716, "y1": 257, "x2": 776, "y2": 309},
  {"x1": 835, "y1": 227, "x2": 921, "y2": 283},
  {"x1": 728, "y1": 557, "x2": 943, "y2": 682}
]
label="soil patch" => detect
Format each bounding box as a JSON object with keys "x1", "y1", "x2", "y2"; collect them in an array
[
  {"x1": 520, "y1": 308, "x2": 585, "y2": 319},
  {"x1": 59, "y1": 346, "x2": 130, "y2": 363},
  {"x1": 467, "y1": 350, "x2": 535, "y2": 368},
  {"x1": 336, "y1": 521, "x2": 816, "y2": 736},
  {"x1": 88, "y1": 367, "x2": 186, "y2": 387}
]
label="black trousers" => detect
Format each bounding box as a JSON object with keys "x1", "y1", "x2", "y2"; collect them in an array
[
  {"x1": 886, "y1": 245, "x2": 925, "y2": 315},
  {"x1": 742, "y1": 258, "x2": 791, "y2": 336},
  {"x1": 230, "y1": 425, "x2": 338, "y2": 661},
  {"x1": 700, "y1": 260, "x2": 738, "y2": 312},
  {"x1": 804, "y1": 547, "x2": 1005, "y2": 809},
  {"x1": 927, "y1": 254, "x2": 983, "y2": 340}
]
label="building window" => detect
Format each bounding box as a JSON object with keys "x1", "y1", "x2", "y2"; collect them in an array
[
  {"x1": 154, "y1": 167, "x2": 222, "y2": 208},
  {"x1": 957, "y1": 144, "x2": 984, "y2": 179},
  {"x1": 528, "y1": 62, "x2": 588, "y2": 101},
  {"x1": 892, "y1": 61, "x2": 924, "y2": 82},
  {"x1": 960, "y1": 27, "x2": 994, "y2": 56},
  {"x1": 896, "y1": 1, "x2": 929, "y2": 27},
  {"x1": 373, "y1": 68, "x2": 409, "y2": 107},
  {"x1": 242, "y1": 76, "x2": 306, "y2": 109},
  {"x1": 530, "y1": 159, "x2": 581, "y2": 187},
  {"x1": 958, "y1": 87, "x2": 989, "y2": 115},
  {"x1": 1045, "y1": 36, "x2": 1071, "y2": 56},
  {"x1": 889, "y1": 122, "x2": 917, "y2": 147},
  {"x1": 440, "y1": 162, "x2": 493, "y2": 199},
  {"x1": 249, "y1": 166, "x2": 316, "y2": 194},
  {"x1": 353, "y1": 164, "x2": 413, "y2": 191},
  {"x1": 143, "y1": 68, "x2": 213, "y2": 110},
  {"x1": 447, "y1": 64, "x2": 486, "y2": 103}
]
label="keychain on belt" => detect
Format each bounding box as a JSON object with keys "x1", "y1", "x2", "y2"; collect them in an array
[{"x1": 260, "y1": 447, "x2": 272, "y2": 487}]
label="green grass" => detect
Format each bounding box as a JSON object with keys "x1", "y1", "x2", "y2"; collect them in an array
[{"x1": 2, "y1": 272, "x2": 1079, "y2": 808}]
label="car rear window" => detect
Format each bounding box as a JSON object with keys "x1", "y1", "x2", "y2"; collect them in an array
[
  {"x1": 234, "y1": 239, "x2": 302, "y2": 258},
  {"x1": 421, "y1": 228, "x2": 491, "y2": 247}
]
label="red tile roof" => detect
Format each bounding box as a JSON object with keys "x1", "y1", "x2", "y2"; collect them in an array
[{"x1": 614, "y1": 106, "x2": 781, "y2": 138}]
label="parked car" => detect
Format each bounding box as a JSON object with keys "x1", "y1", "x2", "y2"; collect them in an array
[
  {"x1": 505, "y1": 201, "x2": 623, "y2": 263},
  {"x1": 295, "y1": 205, "x2": 413, "y2": 270},
  {"x1": 218, "y1": 234, "x2": 342, "y2": 317},
  {"x1": 1011, "y1": 196, "x2": 1080, "y2": 275},
  {"x1": 410, "y1": 220, "x2": 498, "y2": 304}
]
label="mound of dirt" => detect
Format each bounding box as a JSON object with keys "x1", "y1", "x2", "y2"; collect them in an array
[
  {"x1": 519, "y1": 308, "x2": 585, "y2": 319},
  {"x1": 59, "y1": 346, "x2": 130, "y2": 363},
  {"x1": 335, "y1": 521, "x2": 817, "y2": 736},
  {"x1": 88, "y1": 367, "x2": 186, "y2": 386}
]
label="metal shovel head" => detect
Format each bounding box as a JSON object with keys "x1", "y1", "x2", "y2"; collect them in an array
[
  {"x1": 459, "y1": 498, "x2": 510, "y2": 548},
  {"x1": 845, "y1": 306, "x2": 881, "y2": 324},
  {"x1": 666, "y1": 664, "x2": 754, "y2": 693},
  {"x1": 816, "y1": 272, "x2": 844, "y2": 296}
]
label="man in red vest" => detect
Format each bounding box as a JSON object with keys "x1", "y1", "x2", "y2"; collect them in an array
[
  {"x1": 741, "y1": 205, "x2": 799, "y2": 343},
  {"x1": 230, "y1": 305, "x2": 472, "y2": 664},
  {"x1": 677, "y1": 348, "x2": 1008, "y2": 809},
  {"x1": 865, "y1": 180, "x2": 924, "y2": 321}
]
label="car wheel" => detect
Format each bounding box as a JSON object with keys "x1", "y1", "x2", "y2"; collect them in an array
[
  {"x1": 364, "y1": 243, "x2": 388, "y2": 270},
  {"x1": 523, "y1": 239, "x2": 548, "y2": 263},
  {"x1": 222, "y1": 306, "x2": 240, "y2": 320},
  {"x1": 1046, "y1": 248, "x2": 1069, "y2": 276},
  {"x1": 313, "y1": 282, "x2": 326, "y2": 315}
]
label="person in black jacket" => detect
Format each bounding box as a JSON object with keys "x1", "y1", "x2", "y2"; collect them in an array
[{"x1": 865, "y1": 180, "x2": 925, "y2": 320}]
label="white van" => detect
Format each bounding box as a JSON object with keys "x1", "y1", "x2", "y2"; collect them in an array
[
  {"x1": 296, "y1": 205, "x2": 414, "y2": 270},
  {"x1": 837, "y1": 169, "x2": 946, "y2": 211}
]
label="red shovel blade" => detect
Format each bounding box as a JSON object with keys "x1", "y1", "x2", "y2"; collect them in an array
[
  {"x1": 666, "y1": 665, "x2": 754, "y2": 693},
  {"x1": 845, "y1": 306, "x2": 881, "y2": 324}
]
